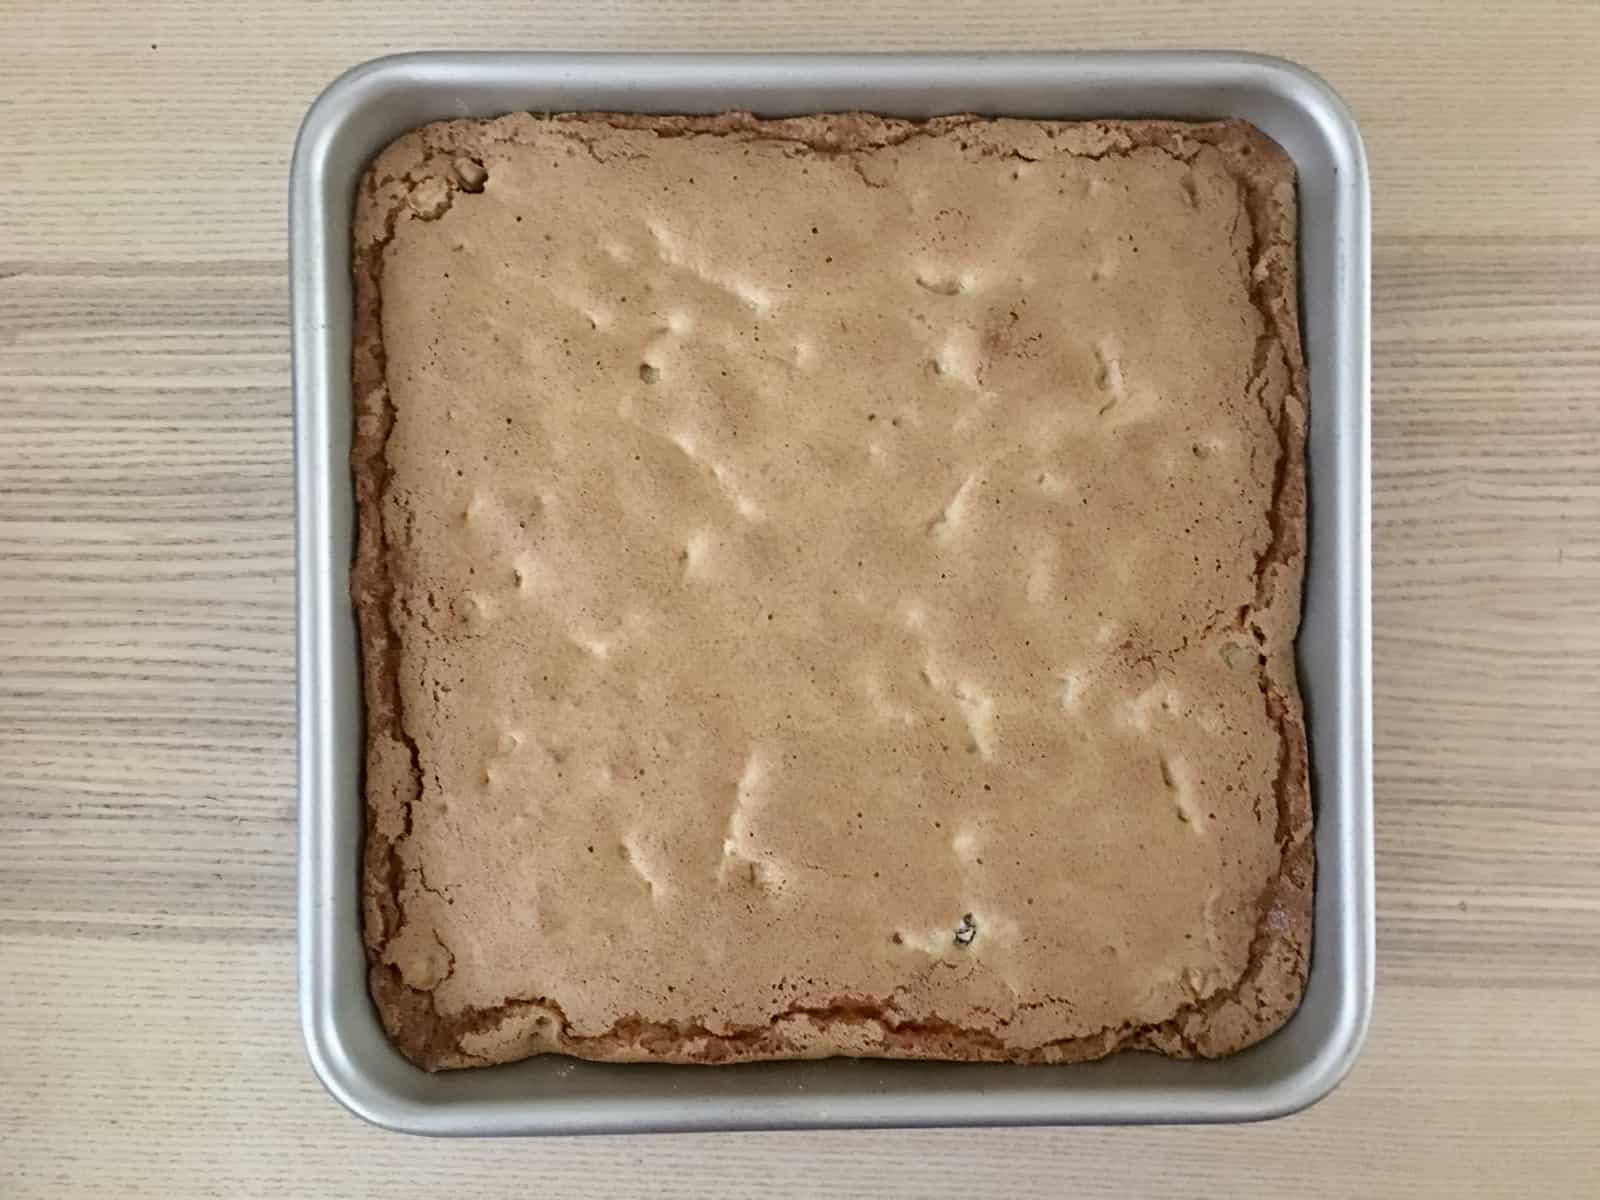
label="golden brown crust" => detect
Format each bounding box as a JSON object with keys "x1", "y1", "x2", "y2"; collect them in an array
[{"x1": 352, "y1": 112, "x2": 1310, "y2": 1070}]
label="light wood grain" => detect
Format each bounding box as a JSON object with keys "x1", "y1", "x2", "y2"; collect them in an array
[{"x1": 3, "y1": 2, "x2": 1598, "y2": 1195}]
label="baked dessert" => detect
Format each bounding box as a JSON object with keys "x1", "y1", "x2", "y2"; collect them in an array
[{"x1": 352, "y1": 112, "x2": 1311, "y2": 1070}]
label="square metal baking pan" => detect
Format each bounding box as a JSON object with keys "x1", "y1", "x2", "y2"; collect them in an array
[{"x1": 292, "y1": 51, "x2": 1372, "y2": 1135}]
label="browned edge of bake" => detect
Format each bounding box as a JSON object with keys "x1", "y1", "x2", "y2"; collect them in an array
[{"x1": 349, "y1": 112, "x2": 1312, "y2": 1070}]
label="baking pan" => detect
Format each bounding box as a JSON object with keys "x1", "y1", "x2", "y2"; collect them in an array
[{"x1": 292, "y1": 51, "x2": 1372, "y2": 1135}]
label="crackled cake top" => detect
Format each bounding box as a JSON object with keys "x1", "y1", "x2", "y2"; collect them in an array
[{"x1": 353, "y1": 112, "x2": 1311, "y2": 1069}]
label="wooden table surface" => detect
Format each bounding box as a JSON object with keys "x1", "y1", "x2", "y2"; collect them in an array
[{"x1": 3, "y1": 2, "x2": 1598, "y2": 1195}]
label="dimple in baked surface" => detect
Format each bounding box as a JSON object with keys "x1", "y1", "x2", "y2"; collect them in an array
[{"x1": 351, "y1": 112, "x2": 1312, "y2": 1070}]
